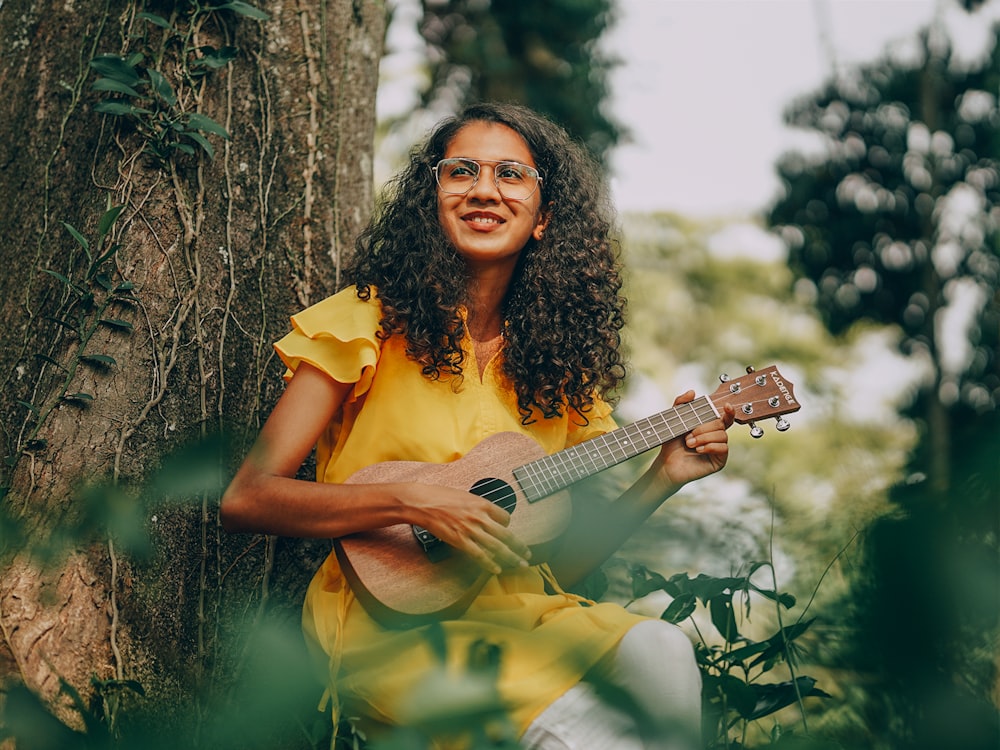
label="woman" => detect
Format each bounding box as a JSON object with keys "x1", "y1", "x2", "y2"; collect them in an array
[{"x1": 221, "y1": 102, "x2": 734, "y2": 749}]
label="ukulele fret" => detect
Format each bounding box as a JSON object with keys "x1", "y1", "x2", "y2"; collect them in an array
[{"x1": 514, "y1": 396, "x2": 719, "y2": 503}]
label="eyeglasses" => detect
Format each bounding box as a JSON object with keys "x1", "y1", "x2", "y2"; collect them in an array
[{"x1": 432, "y1": 158, "x2": 542, "y2": 201}]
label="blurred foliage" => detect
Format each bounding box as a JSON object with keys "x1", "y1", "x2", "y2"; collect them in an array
[
  {"x1": 1, "y1": 434, "x2": 334, "y2": 750},
  {"x1": 618, "y1": 561, "x2": 833, "y2": 749},
  {"x1": 618, "y1": 213, "x2": 910, "y2": 577},
  {"x1": 766, "y1": 11, "x2": 999, "y2": 750},
  {"x1": 0, "y1": 620, "x2": 334, "y2": 750},
  {"x1": 410, "y1": 0, "x2": 624, "y2": 165},
  {"x1": 768, "y1": 25, "x2": 999, "y2": 416}
]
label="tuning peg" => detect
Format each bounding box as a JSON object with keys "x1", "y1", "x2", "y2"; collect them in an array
[
  {"x1": 745, "y1": 365, "x2": 756, "y2": 373},
  {"x1": 748, "y1": 422, "x2": 764, "y2": 439},
  {"x1": 719, "y1": 373, "x2": 730, "y2": 383},
  {"x1": 776, "y1": 417, "x2": 791, "y2": 432}
]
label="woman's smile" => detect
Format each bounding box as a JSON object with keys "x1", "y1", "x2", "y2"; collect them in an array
[{"x1": 463, "y1": 210, "x2": 505, "y2": 229}]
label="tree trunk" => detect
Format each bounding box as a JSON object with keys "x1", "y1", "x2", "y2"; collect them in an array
[{"x1": 0, "y1": 0, "x2": 385, "y2": 740}]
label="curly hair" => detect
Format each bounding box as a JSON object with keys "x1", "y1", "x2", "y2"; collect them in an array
[{"x1": 346, "y1": 102, "x2": 627, "y2": 423}]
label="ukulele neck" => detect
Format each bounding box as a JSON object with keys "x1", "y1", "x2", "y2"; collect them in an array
[{"x1": 512, "y1": 395, "x2": 718, "y2": 502}]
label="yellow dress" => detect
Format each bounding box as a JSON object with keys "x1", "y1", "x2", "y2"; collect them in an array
[{"x1": 274, "y1": 287, "x2": 648, "y2": 741}]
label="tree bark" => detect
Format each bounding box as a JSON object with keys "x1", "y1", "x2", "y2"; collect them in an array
[{"x1": 0, "y1": 0, "x2": 385, "y2": 739}]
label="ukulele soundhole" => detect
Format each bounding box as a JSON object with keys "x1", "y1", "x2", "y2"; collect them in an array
[
  {"x1": 411, "y1": 477, "x2": 517, "y2": 560},
  {"x1": 470, "y1": 476, "x2": 517, "y2": 513}
]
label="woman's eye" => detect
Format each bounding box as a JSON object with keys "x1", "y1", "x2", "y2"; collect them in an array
[
  {"x1": 448, "y1": 161, "x2": 478, "y2": 178},
  {"x1": 497, "y1": 165, "x2": 527, "y2": 181}
]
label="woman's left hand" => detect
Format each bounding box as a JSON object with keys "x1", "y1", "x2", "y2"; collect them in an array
[{"x1": 653, "y1": 390, "x2": 735, "y2": 487}]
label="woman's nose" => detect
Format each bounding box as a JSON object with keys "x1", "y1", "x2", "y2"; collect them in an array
[{"x1": 467, "y1": 166, "x2": 501, "y2": 201}]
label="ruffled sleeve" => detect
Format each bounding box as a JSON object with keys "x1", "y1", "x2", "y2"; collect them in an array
[{"x1": 273, "y1": 287, "x2": 383, "y2": 402}]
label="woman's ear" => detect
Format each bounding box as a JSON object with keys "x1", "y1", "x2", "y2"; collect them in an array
[{"x1": 533, "y1": 205, "x2": 552, "y2": 241}]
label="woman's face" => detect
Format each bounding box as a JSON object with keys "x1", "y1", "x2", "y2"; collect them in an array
[{"x1": 436, "y1": 121, "x2": 548, "y2": 271}]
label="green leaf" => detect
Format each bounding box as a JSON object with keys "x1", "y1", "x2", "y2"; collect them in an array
[
  {"x1": 16, "y1": 400, "x2": 40, "y2": 415},
  {"x1": 147, "y1": 69, "x2": 177, "y2": 106},
  {"x1": 81, "y1": 354, "x2": 117, "y2": 367},
  {"x1": 91, "y1": 77, "x2": 142, "y2": 98},
  {"x1": 115, "y1": 281, "x2": 135, "y2": 292},
  {"x1": 62, "y1": 392, "x2": 95, "y2": 404},
  {"x1": 44, "y1": 315, "x2": 80, "y2": 334},
  {"x1": 660, "y1": 592, "x2": 697, "y2": 624},
  {"x1": 745, "y1": 677, "x2": 830, "y2": 721},
  {"x1": 751, "y1": 587, "x2": 797, "y2": 609},
  {"x1": 747, "y1": 618, "x2": 817, "y2": 670},
  {"x1": 704, "y1": 673, "x2": 757, "y2": 720},
  {"x1": 136, "y1": 11, "x2": 172, "y2": 29},
  {"x1": 87, "y1": 245, "x2": 121, "y2": 281},
  {"x1": 662, "y1": 571, "x2": 691, "y2": 598},
  {"x1": 90, "y1": 55, "x2": 141, "y2": 86},
  {"x1": 689, "y1": 573, "x2": 747, "y2": 604},
  {"x1": 99, "y1": 318, "x2": 134, "y2": 332},
  {"x1": 217, "y1": 1, "x2": 270, "y2": 20},
  {"x1": 33, "y1": 353, "x2": 67, "y2": 371},
  {"x1": 709, "y1": 594, "x2": 741, "y2": 643},
  {"x1": 184, "y1": 130, "x2": 214, "y2": 159},
  {"x1": 42, "y1": 270, "x2": 88, "y2": 300},
  {"x1": 186, "y1": 112, "x2": 230, "y2": 139},
  {"x1": 97, "y1": 205, "x2": 124, "y2": 239},
  {"x1": 42, "y1": 268, "x2": 74, "y2": 287},
  {"x1": 61, "y1": 221, "x2": 89, "y2": 251},
  {"x1": 94, "y1": 101, "x2": 151, "y2": 117},
  {"x1": 172, "y1": 142, "x2": 197, "y2": 156},
  {"x1": 628, "y1": 563, "x2": 669, "y2": 600},
  {"x1": 192, "y1": 45, "x2": 239, "y2": 69},
  {"x1": 720, "y1": 639, "x2": 770, "y2": 665}
]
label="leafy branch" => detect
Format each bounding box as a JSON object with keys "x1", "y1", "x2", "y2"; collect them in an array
[
  {"x1": 91, "y1": 52, "x2": 230, "y2": 162},
  {"x1": 20, "y1": 205, "x2": 135, "y2": 452},
  {"x1": 89, "y1": 0, "x2": 268, "y2": 165}
]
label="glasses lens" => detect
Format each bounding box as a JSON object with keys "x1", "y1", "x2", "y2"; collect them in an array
[
  {"x1": 434, "y1": 159, "x2": 540, "y2": 199},
  {"x1": 493, "y1": 162, "x2": 539, "y2": 200},
  {"x1": 435, "y1": 159, "x2": 480, "y2": 194}
]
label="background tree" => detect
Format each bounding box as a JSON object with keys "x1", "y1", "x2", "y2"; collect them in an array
[
  {"x1": 767, "y1": 12, "x2": 999, "y2": 749},
  {"x1": 0, "y1": 0, "x2": 385, "y2": 744},
  {"x1": 411, "y1": 0, "x2": 624, "y2": 164}
]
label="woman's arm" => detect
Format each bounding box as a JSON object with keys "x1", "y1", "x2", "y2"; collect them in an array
[
  {"x1": 220, "y1": 362, "x2": 531, "y2": 573},
  {"x1": 546, "y1": 391, "x2": 735, "y2": 588}
]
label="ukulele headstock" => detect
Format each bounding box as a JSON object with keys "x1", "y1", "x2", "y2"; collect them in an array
[{"x1": 709, "y1": 365, "x2": 801, "y2": 438}]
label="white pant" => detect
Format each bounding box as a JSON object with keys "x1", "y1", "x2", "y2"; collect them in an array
[{"x1": 520, "y1": 620, "x2": 702, "y2": 750}]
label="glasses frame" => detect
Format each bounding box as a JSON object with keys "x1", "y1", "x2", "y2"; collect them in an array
[{"x1": 431, "y1": 157, "x2": 543, "y2": 201}]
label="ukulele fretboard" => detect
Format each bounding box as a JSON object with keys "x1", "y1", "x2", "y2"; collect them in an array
[{"x1": 512, "y1": 395, "x2": 719, "y2": 502}]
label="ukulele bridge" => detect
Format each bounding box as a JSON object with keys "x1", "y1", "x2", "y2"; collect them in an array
[{"x1": 411, "y1": 525, "x2": 450, "y2": 562}]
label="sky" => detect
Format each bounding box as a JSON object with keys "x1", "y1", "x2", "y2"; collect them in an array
[
  {"x1": 605, "y1": 0, "x2": 1000, "y2": 216},
  {"x1": 378, "y1": 0, "x2": 1000, "y2": 218}
]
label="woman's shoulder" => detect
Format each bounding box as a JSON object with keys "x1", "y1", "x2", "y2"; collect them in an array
[
  {"x1": 274, "y1": 286, "x2": 384, "y2": 389},
  {"x1": 289, "y1": 286, "x2": 383, "y2": 339}
]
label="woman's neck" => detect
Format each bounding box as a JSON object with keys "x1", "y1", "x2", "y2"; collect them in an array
[
  {"x1": 465, "y1": 306, "x2": 504, "y2": 342},
  {"x1": 464, "y1": 274, "x2": 509, "y2": 342}
]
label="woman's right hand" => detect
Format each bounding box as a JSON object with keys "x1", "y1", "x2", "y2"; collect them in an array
[{"x1": 392, "y1": 482, "x2": 532, "y2": 575}]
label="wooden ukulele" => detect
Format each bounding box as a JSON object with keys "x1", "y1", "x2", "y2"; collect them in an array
[{"x1": 335, "y1": 365, "x2": 801, "y2": 628}]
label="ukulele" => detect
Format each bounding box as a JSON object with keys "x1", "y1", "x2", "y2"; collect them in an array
[{"x1": 335, "y1": 365, "x2": 801, "y2": 628}]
